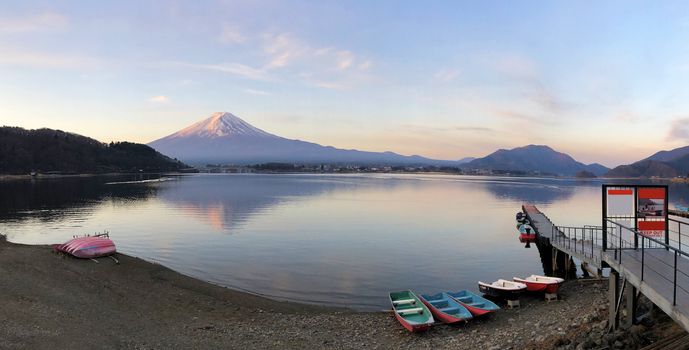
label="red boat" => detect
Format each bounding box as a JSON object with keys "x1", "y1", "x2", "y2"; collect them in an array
[
  {"x1": 519, "y1": 233, "x2": 536, "y2": 243},
  {"x1": 513, "y1": 275, "x2": 564, "y2": 293},
  {"x1": 53, "y1": 234, "x2": 116, "y2": 259}
]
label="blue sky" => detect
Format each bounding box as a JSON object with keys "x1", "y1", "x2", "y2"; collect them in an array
[{"x1": 2, "y1": 1, "x2": 689, "y2": 166}]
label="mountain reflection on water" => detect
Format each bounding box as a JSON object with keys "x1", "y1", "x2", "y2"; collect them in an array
[{"x1": 2, "y1": 173, "x2": 688, "y2": 310}]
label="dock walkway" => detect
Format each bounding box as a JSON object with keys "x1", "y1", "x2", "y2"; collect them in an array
[
  {"x1": 522, "y1": 204, "x2": 604, "y2": 268},
  {"x1": 522, "y1": 204, "x2": 689, "y2": 332}
]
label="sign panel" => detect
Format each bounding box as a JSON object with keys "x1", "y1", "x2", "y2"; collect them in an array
[
  {"x1": 637, "y1": 187, "x2": 667, "y2": 237},
  {"x1": 607, "y1": 188, "x2": 634, "y2": 217},
  {"x1": 637, "y1": 188, "x2": 665, "y2": 218}
]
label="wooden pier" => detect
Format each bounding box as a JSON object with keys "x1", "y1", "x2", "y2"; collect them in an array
[{"x1": 523, "y1": 204, "x2": 689, "y2": 333}]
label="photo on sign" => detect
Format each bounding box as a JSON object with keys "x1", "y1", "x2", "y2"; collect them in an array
[{"x1": 638, "y1": 198, "x2": 665, "y2": 218}]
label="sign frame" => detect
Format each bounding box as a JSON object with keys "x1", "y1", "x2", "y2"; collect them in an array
[{"x1": 601, "y1": 184, "x2": 669, "y2": 251}]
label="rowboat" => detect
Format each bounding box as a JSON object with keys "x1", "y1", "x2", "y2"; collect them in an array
[
  {"x1": 519, "y1": 233, "x2": 536, "y2": 243},
  {"x1": 446, "y1": 290, "x2": 500, "y2": 316},
  {"x1": 419, "y1": 292, "x2": 473, "y2": 323},
  {"x1": 53, "y1": 235, "x2": 116, "y2": 259},
  {"x1": 513, "y1": 275, "x2": 564, "y2": 293},
  {"x1": 478, "y1": 279, "x2": 527, "y2": 300},
  {"x1": 389, "y1": 291, "x2": 434, "y2": 332},
  {"x1": 518, "y1": 224, "x2": 534, "y2": 234}
]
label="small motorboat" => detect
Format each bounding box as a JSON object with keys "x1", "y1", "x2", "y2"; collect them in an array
[
  {"x1": 518, "y1": 224, "x2": 534, "y2": 234},
  {"x1": 52, "y1": 234, "x2": 116, "y2": 259},
  {"x1": 419, "y1": 292, "x2": 473, "y2": 324},
  {"x1": 389, "y1": 291, "x2": 434, "y2": 332},
  {"x1": 478, "y1": 279, "x2": 527, "y2": 300},
  {"x1": 516, "y1": 212, "x2": 526, "y2": 222},
  {"x1": 446, "y1": 290, "x2": 500, "y2": 316},
  {"x1": 513, "y1": 275, "x2": 564, "y2": 293}
]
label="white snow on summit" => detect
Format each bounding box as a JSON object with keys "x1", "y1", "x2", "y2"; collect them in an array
[{"x1": 169, "y1": 112, "x2": 276, "y2": 139}]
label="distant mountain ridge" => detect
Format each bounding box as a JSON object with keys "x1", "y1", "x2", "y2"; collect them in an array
[
  {"x1": 464, "y1": 145, "x2": 609, "y2": 176},
  {"x1": 606, "y1": 145, "x2": 689, "y2": 178},
  {"x1": 0, "y1": 126, "x2": 187, "y2": 174},
  {"x1": 149, "y1": 112, "x2": 615, "y2": 176},
  {"x1": 149, "y1": 112, "x2": 449, "y2": 166}
]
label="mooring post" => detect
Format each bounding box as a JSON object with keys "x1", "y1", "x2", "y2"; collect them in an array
[
  {"x1": 609, "y1": 270, "x2": 620, "y2": 330},
  {"x1": 624, "y1": 284, "x2": 638, "y2": 328}
]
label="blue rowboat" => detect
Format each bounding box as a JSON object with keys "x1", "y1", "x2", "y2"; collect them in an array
[
  {"x1": 446, "y1": 290, "x2": 500, "y2": 316},
  {"x1": 419, "y1": 292, "x2": 473, "y2": 324}
]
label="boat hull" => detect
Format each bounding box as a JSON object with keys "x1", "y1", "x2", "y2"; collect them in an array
[
  {"x1": 389, "y1": 291, "x2": 434, "y2": 332},
  {"x1": 519, "y1": 233, "x2": 536, "y2": 242},
  {"x1": 513, "y1": 277, "x2": 562, "y2": 293},
  {"x1": 446, "y1": 290, "x2": 500, "y2": 317},
  {"x1": 394, "y1": 313, "x2": 432, "y2": 332},
  {"x1": 419, "y1": 294, "x2": 472, "y2": 324},
  {"x1": 478, "y1": 283, "x2": 525, "y2": 301},
  {"x1": 53, "y1": 236, "x2": 116, "y2": 258}
]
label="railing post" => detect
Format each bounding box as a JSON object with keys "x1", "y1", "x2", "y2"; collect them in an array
[
  {"x1": 674, "y1": 250, "x2": 678, "y2": 306},
  {"x1": 641, "y1": 235, "x2": 645, "y2": 281},
  {"x1": 619, "y1": 229, "x2": 623, "y2": 263},
  {"x1": 602, "y1": 186, "x2": 607, "y2": 251}
]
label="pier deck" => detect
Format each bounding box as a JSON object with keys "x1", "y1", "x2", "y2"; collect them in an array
[
  {"x1": 522, "y1": 204, "x2": 605, "y2": 269},
  {"x1": 522, "y1": 204, "x2": 689, "y2": 333}
]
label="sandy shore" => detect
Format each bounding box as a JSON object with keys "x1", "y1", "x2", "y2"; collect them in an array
[{"x1": 0, "y1": 238, "x2": 683, "y2": 349}]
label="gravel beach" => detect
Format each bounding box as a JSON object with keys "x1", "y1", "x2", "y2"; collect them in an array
[{"x1": 0, "y1": 238, "x2": 684, "y2": 349}]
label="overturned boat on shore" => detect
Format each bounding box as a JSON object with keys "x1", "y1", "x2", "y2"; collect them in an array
[
  {"x1": 52, "y1": 234, "x2": 116, "y2": 259},
  {"x1": 389, "y1": 290, "x2": 434, "y2": 332}
]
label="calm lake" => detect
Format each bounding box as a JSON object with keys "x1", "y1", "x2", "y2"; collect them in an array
[{"x1": 2, "y1": 174, "x2": 688, "y2": 310}]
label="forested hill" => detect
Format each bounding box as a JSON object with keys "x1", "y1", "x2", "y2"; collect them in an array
[{"x1": 0, "y1": 127, "x2": 188, "y2": 174}]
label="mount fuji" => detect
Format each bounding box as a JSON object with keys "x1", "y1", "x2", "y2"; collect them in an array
[{"x1": 148, "y1": 112, "x2": 446, "y2": 165}]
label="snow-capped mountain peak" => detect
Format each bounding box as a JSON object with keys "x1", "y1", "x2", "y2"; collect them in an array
[{"x1": 169, "y1": 112, "x2": 275, "y2": 139}]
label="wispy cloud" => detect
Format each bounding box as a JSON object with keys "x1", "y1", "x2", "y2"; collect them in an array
[
  {"x1": 667, "y1": 117, "x2": 689, "y2": 141},
  {"x1": 336, "y1": 50, "x2": 355, "y2": 70},
  {"x1": 148, "y1": 95, "x2": 170, "y2": 103},
  {"x1": 263, "y1": 33, "x2": 305, "y2": 69},
  {"x1": 402, "y1": 124, "x2": 494, "y2": 133},
  {"x1": 261, "y1": 33, "x2": 366, "y2": 72},
  {"x1": 169, "y1": 61, "x2": 270, "y2": 81},
  {"x1": 0, "y1": 49, "x2": 100, "y2": 69},
  {"x1": 434, "y1": 69, "x2": 460, "y2": 82},
  {"x1": 219, "y1": 23, "x2": 246, "y2": 44},
  {"x1": 614, "y1": 109, "x2": 640, "y2": 123},
  {"x1": 0, "y1": 12, "x2": 68, "y2": 33},
  {"x1": 169, "y1": 31, "x2": 374, "y2": 88},
  {"x1": 243, "y1": 88, "x2": 270, "y2": 96}
]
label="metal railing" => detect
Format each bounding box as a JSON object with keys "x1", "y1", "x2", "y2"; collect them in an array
[
  {"x1": 669, "y1": 217, "x2": 689, "y2": 252},
  {"x1": 606, "y1": 219, "x2": 689, "y2": 306},
  {"x1": 552, "y1": 225, "x2": 604, "y2": 264}
]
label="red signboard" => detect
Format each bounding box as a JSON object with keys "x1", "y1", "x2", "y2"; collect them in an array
[
  {"x1": 608, "y1": 189, "x2": 633, "y2": 195},
  {"x1": 638, "y1": 188, "x2": 665, "y2": 199}
]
